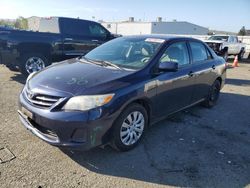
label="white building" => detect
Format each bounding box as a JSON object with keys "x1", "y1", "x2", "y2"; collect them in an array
[
  {"x1": 27, "y1": 16, "x2": 40, "y2": 31},
  {"x1": 102, "y1": 18, "x2": 209, "y2": 35}
]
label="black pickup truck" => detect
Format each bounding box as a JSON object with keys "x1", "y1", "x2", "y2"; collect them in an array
[{"x1": 0, "y1": 17, "x2": 117, "y2": 75}]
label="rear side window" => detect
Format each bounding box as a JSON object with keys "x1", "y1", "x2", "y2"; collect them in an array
[{"x1": 190, "y1": 42, "x2": 208, "y2": 63}]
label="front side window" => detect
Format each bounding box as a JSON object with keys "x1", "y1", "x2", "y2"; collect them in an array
[
  {"x1": 190, "y1": 42, "x2": 208, "y2": 63},
  {"x1": 159, "y1": 42, "x2": 190, "y2": 66},
  {"x1": 85, "y1": 37, "x2": 164, "y2": 70},
  {"x1": 228, "y1": 36, "x2": 234, "y2": 43}
]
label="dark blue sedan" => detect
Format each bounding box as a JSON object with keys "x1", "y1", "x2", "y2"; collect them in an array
[{"x1": 18, "y1": 35, "x2": 226, "y2": 151}]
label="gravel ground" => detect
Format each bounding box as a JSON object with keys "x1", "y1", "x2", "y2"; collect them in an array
[{"x1": 0, "y1": 59, "x2": 250, "y2": 188}]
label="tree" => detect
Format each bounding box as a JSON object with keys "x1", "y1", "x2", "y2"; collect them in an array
[
  {"x1": 238, "y1": 26, "x2": 246, "y2": 36},
  {"x1": 14, "y1": 17, "x2": 28, "y2": 30}
]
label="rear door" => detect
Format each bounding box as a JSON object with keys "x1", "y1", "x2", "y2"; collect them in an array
[
  {"x1": 155, "y1": 41, "x2": 196, "y2": 116},
  {"x1": 60, "y1": 19, "x2": 106, "y2": 58},
  {"x1": 188, "y1": 41, "x2": 217, "y2": 102}
]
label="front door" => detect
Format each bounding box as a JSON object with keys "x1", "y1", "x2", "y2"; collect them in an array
[{"x1": 155, "y1": 41, "x2": 195, "y2": 116}]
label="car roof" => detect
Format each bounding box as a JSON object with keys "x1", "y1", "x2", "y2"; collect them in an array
[{"x1": 123, "y1": 34, "x2": 202, "y2": 42}]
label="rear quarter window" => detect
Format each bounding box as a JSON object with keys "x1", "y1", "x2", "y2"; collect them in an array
[{"x1": 61, "y1": 19, "x2": 90, "y2": 36}]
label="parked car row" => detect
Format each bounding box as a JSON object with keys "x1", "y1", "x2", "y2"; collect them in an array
[{"x1": 0, "y1": 17, "x2": 118, "y2": 75}]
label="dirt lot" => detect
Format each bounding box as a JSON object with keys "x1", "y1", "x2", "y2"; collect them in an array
[{"x1": 0, "y1": 59, "x2": 250, "y2": 188}]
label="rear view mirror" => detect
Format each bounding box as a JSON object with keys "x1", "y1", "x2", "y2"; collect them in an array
[{"x1": 158, "y1": 61, "x2": 178, "y2": 72}]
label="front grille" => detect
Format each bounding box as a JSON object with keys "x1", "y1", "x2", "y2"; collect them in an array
[
  {"x1": 28, "y1": 118, "x2": 58, "y2": 140},
  {"x1": 24, "y1": 88, "x2": 63, "y2": 108},
  {"x1": 206, "y1": 43, "x2": 221, "y2": 52}
]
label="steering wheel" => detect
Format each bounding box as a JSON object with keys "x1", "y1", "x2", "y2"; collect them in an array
[{"x1": 141, "y1": 57, "x2": 150, "y2": 63}]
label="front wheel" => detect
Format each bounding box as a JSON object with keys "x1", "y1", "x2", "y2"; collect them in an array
[
  {"x1": 19, "y1": 53, "x2": 49, "y2": 76},
  {"x1": 238, "y1": 50, "x2": 244, "y2": 61},
  {"x1": 202, "y1": 80, "x2": 221, "y2": 108},
  {"x1": 222, "y1": 50, "x2": 228, "y2": 62},
  {"x1": 111, "y1": 103, "x2": 148, "y2": 151}
]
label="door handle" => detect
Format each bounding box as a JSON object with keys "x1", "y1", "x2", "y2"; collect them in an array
[
  {"x1": 64, "y1": 38, "x2": 73, "y2": 41},
  {"x1": 188, "y1": 71, "x2": 194, "y2": 77},
  {"x1": 92, "y1": 39, "x2": 99, "y2": 42},
  {"x1": 212, "y1": 65, "x2": 216, "y2": 69}
]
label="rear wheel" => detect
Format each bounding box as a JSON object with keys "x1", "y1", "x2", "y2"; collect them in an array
[
  {"x1": 111, "y1": 103, "x2": 148, "y2": 151},
  {"x1": 202, "y1": 80, "x2": 221, "y2": 108},
  {"x1": 19, "y1": 53, "x2": 49, "y2": 76}
]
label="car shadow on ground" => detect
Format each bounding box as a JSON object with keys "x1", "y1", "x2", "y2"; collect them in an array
[
  {"x1": 61, "y1": 92, "x2": 250, "y2": 187},
  {"x1": 226, "y1": 78, "x2": 250, "y2": 86},
  {"x1": 10, "y1": 72, "x2": 26, "y2": 84}
]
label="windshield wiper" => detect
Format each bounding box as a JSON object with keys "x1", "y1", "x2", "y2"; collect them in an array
[
  {"x1": 79, "y1": 57, "x2": 123, "y2": 70},
  {"x1": 99, "y1": 60, "x2": 123, "y2": 70},
  {"x1": 79, "y1": 57, "x2": 103, "y2": 66}
]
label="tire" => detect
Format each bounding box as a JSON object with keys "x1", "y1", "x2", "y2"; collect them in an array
[
  {"x1": 238, "y1": 50, "x2": 244, "y2": 61},
  {"x1": 202, "y1": 80, "x2": 221, "y2": 108},
  {"x1": 222, "y1": 50, "x2": 228, "y2": 62},
  {"x1": 111, "y1": 103, "x2": 148, "y2": 152},
  {"x1": 6, "y1": 64, "x2": 19, "y2": 72},
  {"x1": 19, "y1": 53, "x2": 49, "y2": 76}
]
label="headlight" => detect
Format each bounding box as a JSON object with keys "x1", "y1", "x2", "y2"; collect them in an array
[
  {"x1": 63, "y1": 94, "x2": 115, "y2": 111},
  {"x1": 219, "y1": 43, "x2": 223, "y2": 51}
]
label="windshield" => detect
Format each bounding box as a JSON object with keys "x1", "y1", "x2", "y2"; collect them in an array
[
  {"x1": 208, "y1": 36, "x2": 229, "y2": 41},
  {"x1": 84, "y1": 37, "x2": 164, "y2": 70}
]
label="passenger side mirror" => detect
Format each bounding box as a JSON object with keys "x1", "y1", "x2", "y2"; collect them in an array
[{"x1": 158, "y1": 61, "x2": 178, "y2": 72}]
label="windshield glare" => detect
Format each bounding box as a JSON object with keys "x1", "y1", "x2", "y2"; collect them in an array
[
  {"x1": 208, "y1": 36, "x2": 228, "y2": 41},
  {"x1": 84, "y1": 37, "x2": 164, "y2": 70}
]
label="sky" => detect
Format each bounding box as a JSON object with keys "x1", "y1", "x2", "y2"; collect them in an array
[{"x1": 0, "y1": 0, "x2": 249, "y2": 32}]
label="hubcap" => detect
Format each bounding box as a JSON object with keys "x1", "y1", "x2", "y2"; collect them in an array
[
  {"x1": 25, "y1": 57, "x2": 45, "y2": 74},
  {"x1": 120, "y1": 111, "x2": 145, "y2": 146}
]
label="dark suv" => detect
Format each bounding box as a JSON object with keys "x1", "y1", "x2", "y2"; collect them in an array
[
  {"x1": 0, "y1": 17, "x2": 117, "y2": 75},
  {"x1": 18, "y1": 35, "x2": 226, "y2": 151}
]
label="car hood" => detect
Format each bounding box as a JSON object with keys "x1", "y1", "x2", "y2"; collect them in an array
[
  {"x1": 204, "y1": 40, "x2": 223, "y2": 44},
  {"x1": 28, "y1": 58, "x2": 135, "y2": 96}
]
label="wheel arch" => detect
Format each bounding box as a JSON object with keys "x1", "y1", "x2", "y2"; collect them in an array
[
  {"x1": 102, "y1": 97, "x2": 152, "y2": 145},
  {"x1": 215, "y1": 77, "x2": 222, "y2": 88},
  {"x1": 223, "y1": 46, "x2": 228, "y2": 52}
]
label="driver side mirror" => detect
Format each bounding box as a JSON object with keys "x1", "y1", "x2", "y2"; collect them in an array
[{"x1": 158, "y1": 61, "x2": 178, "y2": 72}]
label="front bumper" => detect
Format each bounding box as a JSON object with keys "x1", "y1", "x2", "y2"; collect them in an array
[
  {"x1": 205, "y1": 43, "x2": 223, "y2": 55},
  {"x1": 18, "y1": 92, "x2": 117, "y2": 150}
]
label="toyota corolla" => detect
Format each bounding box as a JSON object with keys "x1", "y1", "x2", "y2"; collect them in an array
[{"x1": 18, "y1": 35, "x2": 226, "y2": 151}]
